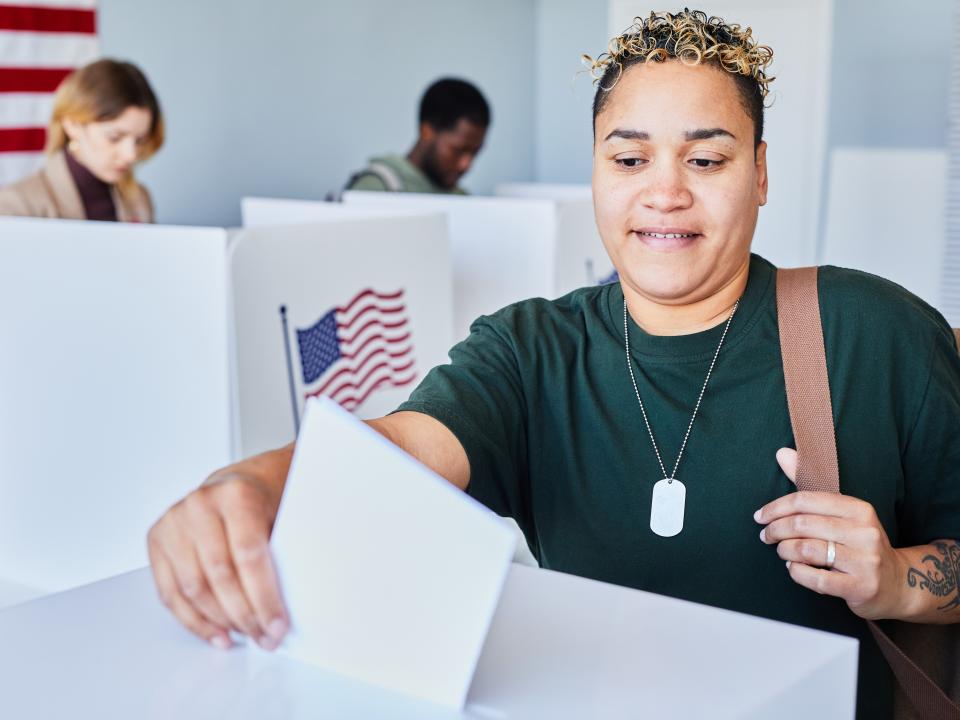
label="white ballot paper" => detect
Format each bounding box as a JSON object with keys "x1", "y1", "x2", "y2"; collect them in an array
[{"x1": 270, "y1": 397, "x2": 516, "y2": 709}]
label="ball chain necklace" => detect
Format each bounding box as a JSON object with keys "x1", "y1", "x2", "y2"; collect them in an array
[{"x1": 623, "y1": 297, "x2": 740, "y2": 537}]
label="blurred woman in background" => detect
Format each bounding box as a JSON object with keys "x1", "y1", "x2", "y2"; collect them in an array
[{"x1": 0, "y1": 58, "x2": 163, "y2": 222}]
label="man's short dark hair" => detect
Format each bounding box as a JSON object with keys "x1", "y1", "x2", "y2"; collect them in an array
[{"x1": 419, "y1": 78, "x2": 491, "y2": 132}]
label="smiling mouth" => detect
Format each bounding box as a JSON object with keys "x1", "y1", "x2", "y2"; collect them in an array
[{"x1": 636, "y1": 231, "x2": 700, "y2": 239}]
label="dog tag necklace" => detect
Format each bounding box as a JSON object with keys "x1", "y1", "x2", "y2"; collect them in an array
[{"x1": 623, "y1": 297, "x2": 739, "y2": 537}]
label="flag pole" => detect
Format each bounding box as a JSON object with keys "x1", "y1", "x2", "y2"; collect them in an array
[{"x1": 279, "y1": 305, "x2": 300, "y2": 436}]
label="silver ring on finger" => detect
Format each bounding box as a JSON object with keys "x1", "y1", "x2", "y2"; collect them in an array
[{"x1": 825, "y1": 539, "x2": 837, "y2": 570}]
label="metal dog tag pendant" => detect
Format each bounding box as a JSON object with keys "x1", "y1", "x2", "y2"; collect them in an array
[{"x1": 650, "y1": 478, "x2": 685, "y2": 537}]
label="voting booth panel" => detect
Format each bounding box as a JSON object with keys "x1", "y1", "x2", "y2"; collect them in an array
[
  {"x1": 230, "y1": 215, "x2": 453, "y2": 458},
  {"x1": 0, "y1": 218, "x2": 232, "y2": 598},
  {"x1": 342, "y1": 191, "x2": 615, "y2": 340},
  {"x1": 495, "y1": 182, "x2": 593, "y2": 200},
  {"x1": 822, "y1": 148, "x2": 947, "y2": 311},
  {"x1": 241, "y1": 196, "x2": 433, "y2": 227}
]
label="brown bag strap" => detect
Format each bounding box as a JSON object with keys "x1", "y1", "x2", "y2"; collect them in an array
[{"x1": 776, "y1": 267, "x2": 960, "y2": 720}]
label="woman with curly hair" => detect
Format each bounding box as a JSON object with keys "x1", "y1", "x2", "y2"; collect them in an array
[
  {"x1": 0, "y1": 58, "x2": 163, "y2": 222},
  {"x1": 147, "y1": 10, "x2": 959, "y2": 719}
]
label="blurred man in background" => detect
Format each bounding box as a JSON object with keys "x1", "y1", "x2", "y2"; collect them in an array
[{"x1": 342, "y1": 77, "x2": 489, "y2": 195}]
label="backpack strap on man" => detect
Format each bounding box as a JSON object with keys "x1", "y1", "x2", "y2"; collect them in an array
[
  {"x1": 327, "y1": 161, "x2": 406, "y2": 202},
  {"x1": 776, "y1": 266, "x2": 960, "y2": 720}
]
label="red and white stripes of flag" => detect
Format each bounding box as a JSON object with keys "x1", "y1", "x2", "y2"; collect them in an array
[{"x1": 0, "y1": 1, "x2": 100, "y2": 185}]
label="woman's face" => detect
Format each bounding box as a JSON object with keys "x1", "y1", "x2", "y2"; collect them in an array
[
  {"x1": 592, "y1": 60, "x2": 768, "y2": 307},
  {"x1": 63, "y1": 105, "x2": 153, "y2": 184}
]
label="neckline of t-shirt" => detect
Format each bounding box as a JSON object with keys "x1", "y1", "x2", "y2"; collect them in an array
[{"x1": 604, "y1": 254, "x2": 775, "y2": 364}]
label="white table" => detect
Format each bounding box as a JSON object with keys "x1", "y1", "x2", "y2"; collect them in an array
[{"x1": 0, "y1": 564, "x2": 857, "y2": 719}]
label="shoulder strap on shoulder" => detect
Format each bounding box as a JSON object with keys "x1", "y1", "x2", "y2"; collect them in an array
[
  {"x1": 333, "y1": 161, "x2": 405, "y2": 201},
  {"x1": 365, "y1": 161, "x2": 404, "y2": 192},
  {"x1": 776, "y1": 266, "x2": 960, "y2": 720},
  {"x1": 775, "y1": 266, "x2": 840, "y2": 492}
]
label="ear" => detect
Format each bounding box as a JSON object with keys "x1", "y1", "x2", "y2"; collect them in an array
[
  {"x1": 61, "y1": 116, "x2": 82, "y2": 142},
  {"x1": 418, "y1": 121, "x2": 436, "y2": 144},
  {"x1": 755, "y1": 140, "x2": 768, "y2": 207}
]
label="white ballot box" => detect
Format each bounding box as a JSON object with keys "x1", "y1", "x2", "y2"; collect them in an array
[
  {"x1": 0, "y1": 562, "x2": 858, "y2": 719},
  {"x1": 230, "y1": 213, "x2": 453, "y2": 458},
  {"x1": 342, "y1": 191, "x2": 615, "y2": 340},
  {"x1": 0, "y1": 218, "x2": 233, "y2": 602},
  {"x1": 822, "y1": 148, "x2": 947, "y2": 311}
]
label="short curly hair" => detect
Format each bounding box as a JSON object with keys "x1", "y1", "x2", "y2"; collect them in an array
[{"x1": 585, "y1": 9, "x2": 774, "y2": 147}]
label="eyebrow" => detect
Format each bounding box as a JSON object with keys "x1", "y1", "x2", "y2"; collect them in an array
[
  {"x1": 603, "y1": 127, "x2": 736, "y2": 142},
  {"x1": 684, "y1": 127, "x2": 736, "y2": 141}
]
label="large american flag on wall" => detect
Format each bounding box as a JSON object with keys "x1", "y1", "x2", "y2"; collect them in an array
[
  {"x1": 295, "y1": 288, "x2": 418, "y2": 413},
  {"x1": 0, "y1": 1, "x2": 100, "y2": 186}
]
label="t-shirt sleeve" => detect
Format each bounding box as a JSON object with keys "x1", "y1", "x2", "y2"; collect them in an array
[
  {"x1": 395, "y1": 314, "x2": 530, "y2": 526},
  {"x1": 899, "y1": 322, "x2": 960, "y2": 545}
]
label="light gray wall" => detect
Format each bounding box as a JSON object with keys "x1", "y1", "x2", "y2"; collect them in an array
[
  {"x1": 97, "y1": 0, "x2": 955, "y2": 226},
  {"x1": 98, "y1": 0, "x2": 538, "y2": 226},
  {"x1": 533, "y1": 0, "x2": 607, "y2": 184},
  {"x1": 828, "y1": 0, "x2": 953, "y2": 149},
  {"x1": 532, "y1": 0, "x2": 956, "y2": 182}
]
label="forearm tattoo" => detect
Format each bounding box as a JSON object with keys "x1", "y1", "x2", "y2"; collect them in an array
[{"x1": 906, "y1": 541, "x2": 960, "y2": 612}]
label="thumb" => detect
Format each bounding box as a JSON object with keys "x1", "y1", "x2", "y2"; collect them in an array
[{"x1": 776, "y1": 447, "x2": 798, "y2": 485}]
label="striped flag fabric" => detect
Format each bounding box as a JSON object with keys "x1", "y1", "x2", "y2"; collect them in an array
[
  {"x1": 295, "y1": 288, "x2": 417, "y2": 412},
  {"x1": 0, "y1": 1, "x2": 100, "y2": 186}
]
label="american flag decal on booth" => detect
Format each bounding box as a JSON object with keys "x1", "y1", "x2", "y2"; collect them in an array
[{"x1": 293, "y1": 288, "x2": 417, "y2": 413}]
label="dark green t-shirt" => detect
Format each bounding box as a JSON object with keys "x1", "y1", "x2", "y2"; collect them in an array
[{"x1": 398, "y1": 254, "x2": 960, "y2": 719}]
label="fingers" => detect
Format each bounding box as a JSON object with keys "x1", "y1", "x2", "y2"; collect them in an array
[
  {"x1": 785, "y1": 560, "x2": 856, "y2": 598},
  {"x1": 755, "y1": 490, "x2": 874, "y2": 525},
  {"x1": 221, "y1": 492, "x2": 288, "y2": 648},
  {"x1": 149, "y1": 545, "x2": 232, "y2": 648},
  {"x1": 775, "y1": 447, "x2": 798, "y2": 484},
  {"x1": 761, "y1": 512, "x2": 882, "y2": 548},
  {"x1": 776, "y1": 538, "x2": 850, "y2": 572},
  {"x1": 760, "y1": 513, "x2": 844, "y2": 545},
  {"x1": 163, "y1": 518, "x2": 240, "y2": 630},
  {"x1": 184, "y1": 495, "x2": 266, "y2": 643},
  {"x1": 147, "y1": 477, "x2": 289, "y2": 651}
]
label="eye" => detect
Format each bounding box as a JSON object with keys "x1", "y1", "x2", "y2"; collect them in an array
[
  {"x1": 689, "y1": 157, "x2": 724, "y2": 169},
  {"x1": 615, "y1": 157, "x2": 645, "y2": 169}
]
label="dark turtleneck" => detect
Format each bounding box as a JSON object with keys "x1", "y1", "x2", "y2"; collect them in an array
[{"x1": 64, "y1": 148, "x2": 117, "y2": 222}]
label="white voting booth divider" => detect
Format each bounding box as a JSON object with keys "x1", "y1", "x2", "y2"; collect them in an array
[
  {"x1": 822, "y1": 148, "x2": 948, "y2": 311},
  {"x1": 495, "y1": 182, "x2": 593, "y2": 200},
  {"x1": 239, "y1": 200, "x2": 536, "y2": 566},
  {"x1": 341, "y1": 191, "x2": 615, "y2": 340},
  {"x1": 0, "y1": 218, "x2": 233, "y2": 606},
  {"x1": 231, "y1": 208, "x2": 453, "y2": 458}
]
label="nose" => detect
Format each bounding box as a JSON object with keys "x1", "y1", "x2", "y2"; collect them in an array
[
  {"x1": 118, "y1": 138, "x2": 138, "y2": 166},
  {"x1": 456, "y1": 153, "x2": 474, "y2": 174},
  {"x1": 639, "y1": 162, "x2": 693, "y2": 213}
]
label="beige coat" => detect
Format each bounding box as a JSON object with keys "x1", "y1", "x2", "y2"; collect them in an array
[{"x1": 0, "y1": 151, "x2": 154, "y2": 223}]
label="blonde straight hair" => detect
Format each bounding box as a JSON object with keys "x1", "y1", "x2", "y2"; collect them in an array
[{"x1": 46, "y1": 59, "x2": 164, "y2": 200}]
